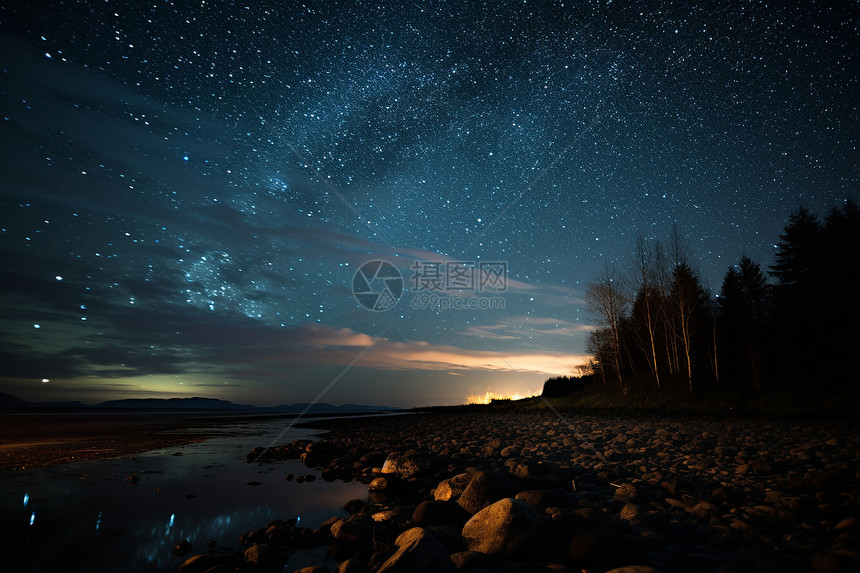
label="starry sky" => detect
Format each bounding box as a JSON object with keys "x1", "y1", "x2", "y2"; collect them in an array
[{"x1": 1, "y1": 1, "x2": 857, "y2": 407}]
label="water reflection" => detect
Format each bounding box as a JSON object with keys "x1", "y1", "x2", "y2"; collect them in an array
[{"x1": 1, "y1": 418, "x2": 367, "y2": 572}]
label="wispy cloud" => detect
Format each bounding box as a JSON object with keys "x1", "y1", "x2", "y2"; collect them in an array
[
  {"x1": 246, "y1": 324, "x2": 585, "y2": 377},
  {"x1": 461, "y1": 315, "x2": 594, "y2": 340}
]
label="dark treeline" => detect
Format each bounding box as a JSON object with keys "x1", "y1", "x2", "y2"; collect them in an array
[{"x1": 577, "y1": 200, "x2": 859, "y2": 398}]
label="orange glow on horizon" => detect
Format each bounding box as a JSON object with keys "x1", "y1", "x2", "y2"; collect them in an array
[{"x1": 466, "y1": 390, "x2": 536, "y2": 404}]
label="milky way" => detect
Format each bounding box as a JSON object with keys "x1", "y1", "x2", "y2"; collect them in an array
[{"x1": 1, "y1": 1, "x2": 857, "y2": 406}]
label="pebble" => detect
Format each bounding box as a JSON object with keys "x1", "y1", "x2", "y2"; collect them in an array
[{"x1": 223, "y1": 409, "x2": 860, "y2": 573}]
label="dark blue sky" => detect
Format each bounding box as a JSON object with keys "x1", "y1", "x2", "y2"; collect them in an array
[{"x1": 1, "y1": 1, "x2": 856, "y2": 406}]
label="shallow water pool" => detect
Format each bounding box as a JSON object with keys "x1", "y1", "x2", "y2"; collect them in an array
[{"x1": 1, "y1": 417, "x2": 368, "y2": 572}]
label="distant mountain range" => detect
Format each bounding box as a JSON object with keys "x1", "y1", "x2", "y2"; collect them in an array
[{"x1": 0, "y1": 392, "x2": 398, "y2": 413}]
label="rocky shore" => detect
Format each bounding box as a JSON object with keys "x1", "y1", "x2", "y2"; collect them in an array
[{"x1": 178, "y1": 409, "x2": 859, "y2": 573}]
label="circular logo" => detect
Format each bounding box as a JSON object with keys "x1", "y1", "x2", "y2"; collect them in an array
[{"x1": 352, "y1": 260, "x2": 403, "y2": 311}]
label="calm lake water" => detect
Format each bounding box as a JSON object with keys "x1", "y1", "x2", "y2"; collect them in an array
[{"x1": 1, "y1": 416, "x2": 371, "y2": 572}]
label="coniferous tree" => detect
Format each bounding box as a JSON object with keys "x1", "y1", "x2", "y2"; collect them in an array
[
  {"x1": 769, "y1": 207, "x2": 823, "y2": 385},
  {"x1": 819, "y1": 201, "x2": 860, "y2": 386},
  {"x1": 719, "y1": 256, "x2": 770, "y2": 392},
  {"x1": 769, "y1": 206, "x2": 822, "y2": 290},
  {"x1": 575, "y1": 200, "x2": 858, "y2": 400}
]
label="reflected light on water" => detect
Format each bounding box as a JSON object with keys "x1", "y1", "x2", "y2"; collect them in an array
[{"x1": 1, "y1": 417, "x2": 369, "y2": 572}]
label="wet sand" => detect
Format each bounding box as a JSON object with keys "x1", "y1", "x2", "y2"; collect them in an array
[
  {"x1": 0, "y1": 410, "x2": 395, "y2": 470},
  {"x1": 0, "y1": 412, "x2": 239, "y2": 470}
]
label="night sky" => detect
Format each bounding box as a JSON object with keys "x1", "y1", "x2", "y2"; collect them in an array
[{"x1": 1, "y1": 1, "x2": 856, "y2": 407}]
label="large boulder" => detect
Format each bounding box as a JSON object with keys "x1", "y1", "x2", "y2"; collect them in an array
[
  {"x1": 376, "y1": 527, "x2": 456, "y2": 573},
  {"x1": 381, "y1": 450, "x2": 433, "y2": 478},
  {"x1": 368, "y1": 477, "x2": 390, "y2": 492},
  {"x1": 461, "y1": 498, "x2": 542, "y2": 558},
  {"x1": 330, "y1": 513, "x2": 374, "y2": 543},
  {"x1": 434, "y1": 472, "x2": 473, "y2": 502},
  {"x1": 457, "y1": 471, "x2": 515, "y2": 515}
]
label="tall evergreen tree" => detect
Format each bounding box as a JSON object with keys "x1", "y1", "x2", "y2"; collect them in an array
[
  {"x1": 819, "y1": 200, "x2": 860, "y2": 385},
  {"x1": 769, "y1": 207, "x2": 823, "y2": 385},
  {"x1": 719, "y1": 256, "x2": 770, "y2": 392},
  {"x1": 769, "y1": 206, "x2": 822, "y2": 290}
]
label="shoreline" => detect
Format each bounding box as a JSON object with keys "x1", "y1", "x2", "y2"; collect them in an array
[
  {"x1": 5, "y1": 405, "x2": 858, "y2": 570},
  {"x1": 0, "y1": 409, "x2": 402, "y2": 471},
  {"x1": 222, "y1": 407, "x2": 860, "y2": 572},
  {"x1": 3, "y1": 394, "x2": 855, "y2": 472}
]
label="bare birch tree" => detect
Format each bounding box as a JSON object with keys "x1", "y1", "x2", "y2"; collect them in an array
[
  {"x1": 654, "y1": 241, "x2": 679, "y2": 375},
  {"x1": 629, "y1": 236, "x2": 662, "y2": 389},
  {"x1": 585, "y1": 265, "x2": 630, "y2": 393},
  {"x1": 669, "y1": 226, "x2": 707, "y2": 391}
]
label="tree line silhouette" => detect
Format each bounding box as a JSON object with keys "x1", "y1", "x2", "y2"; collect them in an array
[{"x1": 576, "y1": 200, "x2": 859, "y2": 398}]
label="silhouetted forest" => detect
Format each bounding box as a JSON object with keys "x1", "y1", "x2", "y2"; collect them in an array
[{"x1": 561, "y1": 200, "x2": 859, "y2": 399}]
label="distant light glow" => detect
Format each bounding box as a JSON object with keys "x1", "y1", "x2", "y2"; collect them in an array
[
  {"x1": 466, "y1": 390, "x2": 532, "y2": 404},
  {"x1": 23, "y1": 493, "x2": 29, "y2": 507},
  {"x1": 41, "y1": 378, "x2": 50, "y2": 383},
  {"x1": 29, "y1": 512, "x2": 35, "y2": 526}
]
